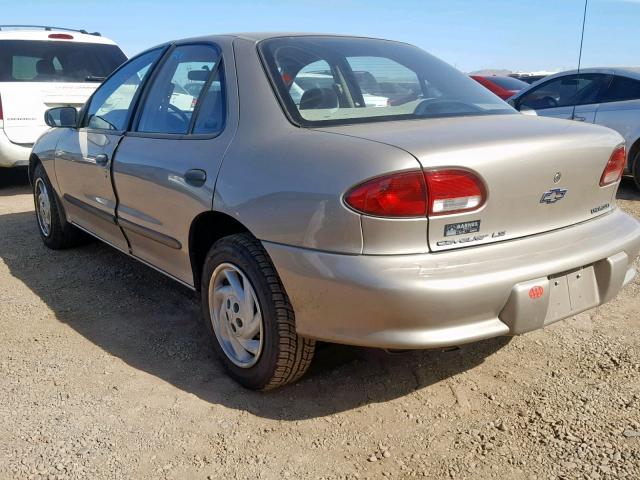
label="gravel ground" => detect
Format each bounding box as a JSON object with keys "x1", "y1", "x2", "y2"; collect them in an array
[{"x1": 0, "y1": 169, "x2": 638, "y2": 480}]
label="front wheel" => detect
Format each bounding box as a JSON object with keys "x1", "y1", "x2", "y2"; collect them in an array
[
  {"x1": 32, "y1": 162, "x2": 86, "y2": 249},
  {"x1": 201, "y1": 233, "x2": 315, "y2": 390}
]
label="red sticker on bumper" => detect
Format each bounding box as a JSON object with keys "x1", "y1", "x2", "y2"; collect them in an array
[{"x1": 529, "y1": 286, "x2": 544, "y2": 299}]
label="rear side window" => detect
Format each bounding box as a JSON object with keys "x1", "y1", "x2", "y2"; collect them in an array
[
  {"x1": 0, "y1": 40, "x2": 126, "y2": 82},
  {"x1": 600, "y1": 75, "x2": 640, "y2": 103},
  {"x1": 136, "y1": 44, "x2": 224, "y2": 135}
]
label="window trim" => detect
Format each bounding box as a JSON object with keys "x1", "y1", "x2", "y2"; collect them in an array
[
  {"x1": 79, "y1": 45, "x2": 170, "y2": 135},
  {"x1": 127, "y1": 41, "x2": 227, "y2": 140}
]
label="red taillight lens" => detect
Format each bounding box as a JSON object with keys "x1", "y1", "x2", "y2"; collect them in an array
[
  {"x1": 345, "y1": 171, "x2": 427, "y2": 217},
  {"x1": 600, "y1": 144, "x2": 626, "y2": 187},
  {"x1": 345, "y1": 168, "x2": 486, "y2": 218},
  {"x1": 423, "y1": 169, "x2": 486, "y2": 215},
  {"x1": 48, "y1": 33, "x2": 74, "y2": 40}
]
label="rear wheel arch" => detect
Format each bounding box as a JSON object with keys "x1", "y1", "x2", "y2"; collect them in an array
[
  {"x1": 189, "y1": 211, "x2": 251, "y2": 290},
  {"x1": 628, "y1": 137, "x2": 640, "y2": 189},
  {"x1": 627, "y1": 136, "x2": 640, "y2": 171},
  {"x1": 28, "y1": 153, "x2": 41, "y2": 185}
]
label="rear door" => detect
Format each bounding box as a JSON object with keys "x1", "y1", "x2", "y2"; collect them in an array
[
  {"x1": 593, "y1": 74, "x2": 640, "y2": 166},
  {"x1": 0, "y1": 39, "x2": 126, "y2": 145},
  {"x1": 55, "y1": 48, "x2": 163, "y2": 251},
  {"x1": 113, "y1": 42, "x2": 236, "y2": 285}
]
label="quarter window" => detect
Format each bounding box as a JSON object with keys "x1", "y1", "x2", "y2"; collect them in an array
[
  {"x1": 85, "y1": 49, "x2": 162, "y2": 131},
  {"x1": 136, "y1": 45, "x2": 222, "y2": 135}
]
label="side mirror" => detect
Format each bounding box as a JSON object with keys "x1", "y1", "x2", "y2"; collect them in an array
[
  {"x1": 45, "y1": 107, "x2": 78, "y2": 128},
  {"x1": 520, "y1": 106, "x2": 538, "y2": 116}
]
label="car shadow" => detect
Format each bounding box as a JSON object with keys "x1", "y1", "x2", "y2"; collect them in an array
[
  {"x1": 0, "y1": 167, "x2": 29, "y2": 194},
  {"x1": 617, "y1": 177, "x2": 640, "y2": 201},
  {"x1": 0, "y1": 210, "x2": 509, "y2": 420}
]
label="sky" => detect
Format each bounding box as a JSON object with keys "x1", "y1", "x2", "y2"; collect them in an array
[{"x1": 2, "y1": 0, "x2": 639, "y2": 73}]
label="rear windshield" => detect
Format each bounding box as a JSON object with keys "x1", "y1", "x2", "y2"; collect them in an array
[
  {"x1": 0, "y1": 40, "x2": 127, "y2": 82},
  {"x1": 259, "y1": 36, "x2": 514, "y2": 127},
  {"x1": 489, "y1": 76, "x2": 529, "y2": 90}
]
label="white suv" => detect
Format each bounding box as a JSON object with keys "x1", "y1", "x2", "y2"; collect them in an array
[{"x1": 0, "y1": 25, "x2": 126, "y2": 168}]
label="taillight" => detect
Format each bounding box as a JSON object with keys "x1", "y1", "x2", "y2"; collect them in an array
[
  {"x1": 344, "y1": 171, "x2": 427, "y2": 217},
  {"x1": 48, "y1": 33, "x2": 74, "y2": 40},
  {"x1": 344, "y1": 168, "x2": 486, "y2": 217},
  {"x1": 600, "y1": 144, "x2": 626, "y2": 187},
  {"x1": 423, "y1": 169, "x2": 486, "y2": 215}
]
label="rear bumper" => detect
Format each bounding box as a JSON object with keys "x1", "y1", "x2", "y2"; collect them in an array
[
  {"x1": 0, "y1": 129, "x2": 31, "y2": 167},
  {"x1": 265, "y1": 209, "x2": 640, "y2": 349}
]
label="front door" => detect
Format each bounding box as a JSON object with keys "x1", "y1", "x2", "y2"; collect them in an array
[
  {"x1": 55, "y1": 49, "x2": 163, "y2": 251},
  {"x1": 113, "y1": 43, "x2": 236, "y2": 285},
  {"x1": 516, "y1": 72, "x2": 610, "y2": 122}
]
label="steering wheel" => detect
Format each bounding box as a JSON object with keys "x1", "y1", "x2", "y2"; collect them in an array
[
  {"x1": 540, "y1": 96, "x2": 559, "y2": 108},
  {"x1": 168, "y1": 103, "x2": 190, "y2": 125},
  {"x1": 413, "y1": 98, "x2": 483, "y2": 117}
]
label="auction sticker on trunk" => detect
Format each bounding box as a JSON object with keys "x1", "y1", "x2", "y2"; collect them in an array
[{"x1": 444, "y1": 220, "x2": 481, "y2": 237}]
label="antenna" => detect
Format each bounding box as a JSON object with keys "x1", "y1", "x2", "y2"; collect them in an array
[{"x1": 572, "y1": 0, "x2": 589, "y2": 119}]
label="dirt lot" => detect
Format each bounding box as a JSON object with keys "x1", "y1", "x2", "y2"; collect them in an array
[{"x1": 0, "y1": 169, "x2": 638, "y2": 480}]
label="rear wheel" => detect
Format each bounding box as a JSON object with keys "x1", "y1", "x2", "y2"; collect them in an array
[
  {"x1": 633, "y1": 151, "x2": 640, "y2": 190},
  {"x1": 201, "y1": 233, "x2": 315, "y2": 390},
  {"x1": 32, "y1": 163, "x2": 86, "y2": 249}
]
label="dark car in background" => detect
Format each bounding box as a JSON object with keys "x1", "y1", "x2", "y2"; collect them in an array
[{"x1": 509, "y1": 73, "x2": 549, "y2": 84}]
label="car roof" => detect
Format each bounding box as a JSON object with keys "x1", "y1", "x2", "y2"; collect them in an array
[
  {"x1": 0, "y1": 26, "x2": 117, "y2": 45},
  {"x1": 538, "y1": 67, "x2": 640, "y2": 81},
  {"x1": 154, "y1": 32, "x2": 410, "y2": 48}
]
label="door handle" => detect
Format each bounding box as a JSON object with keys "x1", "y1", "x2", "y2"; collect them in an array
[
  {"x1": 573, "y1": 115, "x2": 586, "y2": 122},
  {"x1": 184, "y1": 169, "x2": 207, "y2": 187},
  {"x1": 95, "y1": 153, "x2": 109, "y2": 166}
]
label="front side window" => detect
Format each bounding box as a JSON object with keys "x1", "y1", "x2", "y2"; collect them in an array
[
  {"x1": 85, "y1": 49, "x2": 162, "y2": 131},
  {"x1": 600, "y1": 75, "x2": 640, "y2": 103},
  {"x1": 0, "y1": 40, "x2": 126, "y2": 82},
  {"x1": 259, "y1": 36, "x2": 513, "y2": 127},
  {"x1": 136, "y1": 44, "x2": 222, "y2": 135},
  {"x1": 519, "y1": 74, "x2": 608, "y2": 110}
]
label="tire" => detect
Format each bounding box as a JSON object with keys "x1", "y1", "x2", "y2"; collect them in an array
[
  {"x1": 201, "y1": 233, "x2": 315, "y2": 390},
  {"x1": 633, "y1": 151, "x2": 640, "y2": 191},
  {"x1": 32, "y1": 162, "x2": 86, "y2": 249}
]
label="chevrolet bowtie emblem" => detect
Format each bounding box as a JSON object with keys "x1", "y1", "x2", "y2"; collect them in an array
[{"x1": 540, "y1": 188, "x2": 568, "y2": 204}]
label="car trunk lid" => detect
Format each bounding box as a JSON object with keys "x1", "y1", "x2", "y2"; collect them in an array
[{"x1": 319, "y1": 114, "x2": 622, "y2": 252}]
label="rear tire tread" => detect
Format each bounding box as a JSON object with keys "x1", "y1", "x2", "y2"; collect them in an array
[{"x1": 203, "y1": 233, "x2": 315, "y2": 390}]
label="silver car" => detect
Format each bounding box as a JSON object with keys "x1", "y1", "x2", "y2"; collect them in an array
[
  {"x1": 30, "y1": 34, "x2": 640, "y2": 390},
  {"x1": 509, "y1": 68, "x2": 640, "y2": 189}
]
